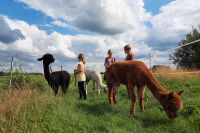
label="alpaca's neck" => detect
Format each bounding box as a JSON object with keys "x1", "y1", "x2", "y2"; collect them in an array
[
  {"x1": 98, "y1": 81, "x2": 107, "y2": 89},
  {"x1": 146, "y1": 74, "x2": 169, "y2": 101},
  {"x1": 95, "y1": 73, "x2": 106, "y2": 89},
  {"x1": 43, "y1": 62, "x2": 51, "y2": 82}
]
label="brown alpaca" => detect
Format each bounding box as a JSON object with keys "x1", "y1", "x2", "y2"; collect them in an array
[{"x1": 105, "y1": 61, "x2": 183, "y2": 119}]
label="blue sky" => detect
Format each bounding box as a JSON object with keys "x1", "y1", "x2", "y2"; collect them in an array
[
  {"x1": 0, "y1": 0, "x2": 48, "y2": 25},
  {"x1": 0, "y1": 0, "x2": 172, "y2": 35},
  {"x1": 0, "y1": 0, "x2": 199, "y2": 72},
  {"x1": 144, "y1": 0, "x2": 173, "y2": 14},
  {"x1": 0, "y1": 0, "x2": 86, "y2": 35}
]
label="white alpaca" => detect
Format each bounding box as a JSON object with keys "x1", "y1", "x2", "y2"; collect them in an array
[{"x1": 85, "y1": 69, "x2": 108, "y2": 94}]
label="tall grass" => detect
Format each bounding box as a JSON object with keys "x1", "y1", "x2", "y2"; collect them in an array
[
  {"x1": 0, "y1": 73, "x2": 200, "y2": 133},
  {"x1": 0, "y1": 72, "x2": 49, "y2": 92}
]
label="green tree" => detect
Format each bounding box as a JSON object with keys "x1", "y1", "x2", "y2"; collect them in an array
[{"x1": 170, "y1": 27, "x2": 200, "y2": 69}]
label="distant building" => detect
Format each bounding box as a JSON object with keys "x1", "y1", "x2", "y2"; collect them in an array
[{"x1": 152, "y1": 65, "x2": 171, "y2": 72}]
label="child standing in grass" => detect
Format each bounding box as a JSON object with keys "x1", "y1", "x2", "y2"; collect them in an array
[
  {"x1": 124, "y1": 44, "x2": 134, "y2": 99},
  {"x1": 76, "y1": 54, "x2": 86, "y2": 100},
  {"x1": 104, "y1": 49, "x2": 116, "y2": 69},
  {"x1": 104, "y1": 49, "x2": 116, "y2": 80}
]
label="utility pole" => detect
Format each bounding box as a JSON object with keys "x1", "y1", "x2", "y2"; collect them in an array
[
  {"x1": 9, "y1": 56, "x2": 14, "y2": 90},
  {"x1": 149, "y1": 52, "x2": 152, "y2": 70}
]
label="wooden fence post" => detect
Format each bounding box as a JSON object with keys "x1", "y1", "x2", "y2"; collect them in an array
[{"x1": 9, "y1": 56, "x2": 14, "y2": 91}]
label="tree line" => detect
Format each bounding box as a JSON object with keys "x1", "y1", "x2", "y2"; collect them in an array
[{"x1": 170, "y1": 26, "x2": 200, "y2": 69}]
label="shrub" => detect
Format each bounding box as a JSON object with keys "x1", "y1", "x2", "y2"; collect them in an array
[{"x1": 11, "y1": 72, "x2": 31, "y2": 89}]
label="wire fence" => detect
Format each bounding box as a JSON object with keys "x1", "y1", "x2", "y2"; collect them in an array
[
  {"x1": 139, "y1": 39, "x2": 200, "y2": 70},
  {"x1": 1, "y1": 39, "x2": 200, "y2": 89}
]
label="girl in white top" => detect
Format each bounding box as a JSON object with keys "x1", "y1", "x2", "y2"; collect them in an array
[{"x1": 76, "y1": 54, "x2": 86, "y2": 100}]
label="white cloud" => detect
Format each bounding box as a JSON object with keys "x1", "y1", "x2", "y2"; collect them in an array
[
  {"x1": 18, "y1": 0, "x2": 200, "y2": 46},
  {"x1": 1, "y1": 0, "x2": 200, "y2": 72},
  {"x1": 51, "y1": 20, "x2": 68, "y2": 27},
  {"x1": 147, "y1": 0, "x2": 200, "y2": 49},
  {"x1": 0, "y1": 16, "x2": 25, "y2": 44},
  {"x1": 0, "y1": 15, "x2": 154, "y2": 72},
  {"x1": 18, "y1": 0, "x2": 150, "y2": 35},
  {"x1": 0, "y1": 16, "x2": 76, "y2": 72}
]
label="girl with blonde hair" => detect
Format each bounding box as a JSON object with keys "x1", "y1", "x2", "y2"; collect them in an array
[
  {"x1": 124, "y1": 44, "x2": 134, "y2": 99},
  {"x1": 76, "y1": 53, "x2": 86, "y2": 100}
]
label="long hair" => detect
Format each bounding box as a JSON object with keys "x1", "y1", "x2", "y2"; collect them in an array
[{"x1": 78, "y1": 53, "x2": 86, "y2": 64}]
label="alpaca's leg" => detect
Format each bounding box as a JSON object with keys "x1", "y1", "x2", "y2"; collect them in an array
[
  {"x1": 128, "y1": 84, "x2": 136, "y2": 117},
  {"x1": 97, "y1": 82, "x2": 101, "y2": 95},
  {"x1": 137, "y1": 86, "x2": 145, "y2": 111},
  {"x1": 113, "y1": 84, "x2": 119, "y2": 104},
  {"x1": 65, "y1": 81, "x2": 70, "y2": 93},
  {"x1": 61, "y1": 80, "x2": 69, "y2": 94},
  {"x1": 61, "y1": 85, "x2": 67, "y2": 94},
  {"x1": 113, "y1": 91, "x2": 117, "y2": 104},
  {"x1": 54, "y1": 86, "x2": 59, "y2": 95},
  {"x1": 85, "y1": 80, "x2": 89, "y2": 95},
  {"x1": 92, "y1": 81, "x2": 95, "y2": 93},
  {"x1": 126, "y1": 85, "x2": 130, "y2": 99},
  {"x1": 85, "y1": 85, "x2": 88, "y2": 95},
  {"x1": 108, "y1": 87, "x2": 113, "y2": 105},
  {"x1": 95, "y1": 81, "x2": 101, "y2": 95}
]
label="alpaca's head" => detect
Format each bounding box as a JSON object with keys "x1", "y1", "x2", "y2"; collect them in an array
[
  {"x1": 104, "y1": 86, "x2": 108, "y2": 93},
  {"x1": 37, "y1": 54, "x2": 55, "y2": 64},
  {"x1": 161, "y1": 91, "x2": 183, "y2": 119}
]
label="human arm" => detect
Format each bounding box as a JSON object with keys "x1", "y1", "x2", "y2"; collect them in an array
[
  {"x1": 104, "y1": 58, "x2": 109, "y2": 69},
  {"x1": 113, "y1": 57, "x2": 116, "y2": 62},
  {"x1": 77, "y1": 64, "x2": 84, "y2": 73}
]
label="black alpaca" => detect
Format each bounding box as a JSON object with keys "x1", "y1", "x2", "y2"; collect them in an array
[{"x1": 37, "y1": 54, "x2": 70, "y2": 95}]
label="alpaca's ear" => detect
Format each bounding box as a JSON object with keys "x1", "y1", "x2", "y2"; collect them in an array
[
  {"x1": 177, "y1": 90, "x2": 184, "y2": 96},
  {"x1": 37, "y1": 57, "x2": 43, "y2": 61}
]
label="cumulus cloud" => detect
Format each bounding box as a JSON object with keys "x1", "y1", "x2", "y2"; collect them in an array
[
  {"x1": 0, "y1": 16, "x2": 25, "y2": 44},
  {"x1": 0, "y1": 17, "x2": 76, "y2": 72},
  {"x1": 146, "y1": 0, "x2": 200, "y2": 50},
  {"x1": 19, "y1": 0, "x2": 200, "y2": 50},
  {"x1": 18, "y1": 0, "x2": 150, "y2": 35},
  {"x1": 51, "y1": 20, "x2": 68, "y2": 27},
  {"x1": 0, "y1": 15, "x2": 153, "y2": 72},
  {"x1": 1, "y1": 0, "x2": 200, "y2": 72}
]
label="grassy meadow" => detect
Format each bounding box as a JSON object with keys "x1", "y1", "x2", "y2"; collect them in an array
[{"x1": 0, "y1": 73, "x2": 200, "y2": 133}]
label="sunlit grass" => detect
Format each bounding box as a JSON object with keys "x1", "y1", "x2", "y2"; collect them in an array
[{"x1": 0, "y1": 74, "x2": 200, "y2": 133}]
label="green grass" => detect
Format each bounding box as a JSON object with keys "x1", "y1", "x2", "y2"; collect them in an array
[{"x1": 0, "y1": 74, "x2": 200, "y2": 133}]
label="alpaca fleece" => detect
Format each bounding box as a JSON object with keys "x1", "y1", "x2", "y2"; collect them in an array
[
  {"x1": 85, "y1": 69, "x2": 108, "y2": 94},
  {"x1": 106, "y1": 61, "x2": 183, "y2": 119},
  {"x1": 38, "y1": 54, "x2": 70, "y2": 95}
]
